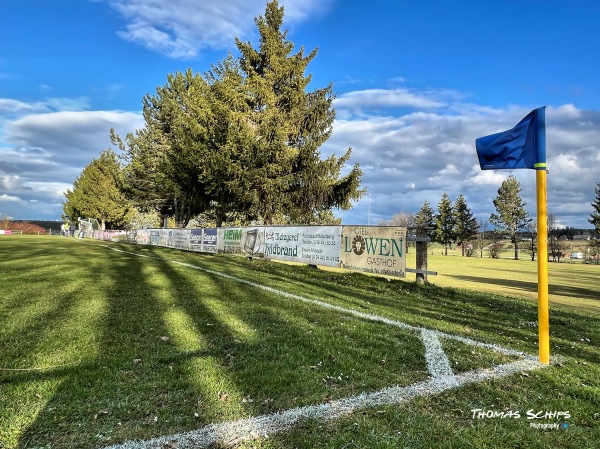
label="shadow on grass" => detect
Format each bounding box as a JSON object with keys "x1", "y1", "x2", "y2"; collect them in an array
[
  {"x1": 173, "y1": 253, "x2": 600, "y2": 365},
  {"x1": 13, "y1": 242, "x2": 234, "y2": 448},
  {"x1": 8, "y1": 241, "x2": 430, "y2": 448},
  {"x1": 451, "y1": 273, "x2": 599, "y2": 301},
  {"x1": 184, "y1": 254, "x2": 539, "y2": 340},
  {"x1": 147, "y1": 248, "x2": 429, "y2": 415},
  {"x1": 4, "y1": 239, "x2": 597, "y2": 448}
]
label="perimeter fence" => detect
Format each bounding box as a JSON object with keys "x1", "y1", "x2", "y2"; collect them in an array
[{"x1": 90, "y1": 225, "x2": 436, "y2": 281}]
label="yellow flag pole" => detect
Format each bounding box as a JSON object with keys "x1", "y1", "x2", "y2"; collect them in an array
[
  {"x1": 536, "y1": 167, "x2": 550, "y2": 364},
  {"x1": 534, "y1": 106, "x2": 549, "y2": 365}
]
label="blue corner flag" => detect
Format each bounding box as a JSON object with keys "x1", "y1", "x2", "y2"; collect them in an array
[{"x1": 476, "y1": 107, "x2": 546, "y2": 170}]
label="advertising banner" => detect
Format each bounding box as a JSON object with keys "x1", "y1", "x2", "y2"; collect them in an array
[
  {"x1": 341, "y1": 226, "x2": 406, "y2": 277},
  {"x1": 190, "y1": 229, "x2": 203, "y2": 252},
  {"x1": 124, "y1": 231, "x2": 137, "y2": 244},
  {"x1": 136, "y1": 229, "x2": 150, "y2": 245},
  {"x1": 166, "y1": 229, "x2": 191, "y2": 251},
  {"x1": 149, "y1": 230, "x2": 161, "y2": 246},
  {"x1": 159, "y1": 229, "x2": 168, "y2": 247},
  {"x1": 218, "y1": 227, "x2": 264, "y2": 257},
  {"x1": 264, "y1": 226, "x2": 341, "y2": 267},
  {"x1": 202, "y1": 228, "x2": 218, "y2": 253}
]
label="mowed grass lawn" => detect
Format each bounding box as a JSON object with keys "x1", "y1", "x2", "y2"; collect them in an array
[
  {"x1": 404, "y1": 244, "x2": 600, "y2": 314},
  {"x1": 0, "y1": 236, "x2": 599, "y2": 448}
]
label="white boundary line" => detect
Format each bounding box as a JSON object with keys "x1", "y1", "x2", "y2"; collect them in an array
[
  {"x1": 103, "y1": 359, "x2": 540, "y2": 449},
  {"x1": 95, "y1": 244, "x2": 545, "y2": 449},
  {"x1": 169, "y1": 260, "x2": 528, "y2": 359},
  {"x1": 421, "y1": 329, "x2": 454, "y2": 378}
]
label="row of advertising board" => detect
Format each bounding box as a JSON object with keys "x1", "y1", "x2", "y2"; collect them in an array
[{"x1": 92, "y1": 226, "x2": 407, "y2": 277}]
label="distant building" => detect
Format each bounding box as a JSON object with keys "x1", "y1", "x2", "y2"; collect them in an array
[{"x1": 573, "y1": 233, "x2": 591, "y2": 241}]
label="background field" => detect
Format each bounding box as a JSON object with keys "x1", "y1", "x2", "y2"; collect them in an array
[
  {"x1": 403, "y1": 244, "x2": 600, "y2": 314},
  {"x1": 0, "y1": 236, "x2": 598, "y2": 448}
]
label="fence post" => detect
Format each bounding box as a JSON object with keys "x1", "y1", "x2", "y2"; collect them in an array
[{"x1": 416, "y1": 226, "x2": 428, "y2": 285}]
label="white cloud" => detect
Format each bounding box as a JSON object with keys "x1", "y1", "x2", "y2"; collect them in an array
[
  {"x1": 334, "y1": 88, "x2": 448, "y2": 112},
  {"x1": 0, "y1": 97, "x2": 90, "y2": 119},
  {"x1": 470, "y1": 170, "x2": 507, "y2": 186},
  {"x1": 550, "y1": 153, "x2": 581, "y2": 176},
  {"x1": 328, "y1": 93, "x2": 600, "y2": 228},
  {"x1": 0, "y1": 98, "x2": 143, "y2": 220},
  {"x1": 0, "y1": 193, "x2": 22, "y2": 202},
  {"x1": 27, "y1": 181, "x2": 74, "y2": 199},
  {"x1": 104, "y1": 0, "x2": 336, "y2": 58},
  {"x1": 438, "y1": 164, "x2": 460, "y2": 175},
  {"x1": 552, "y1": 103, "x2": 582, "y2": 119},
  {"x1": 0, "y1": 99, "x2": 49, "y2": 117},
  {"x1": 45, "y1": 97, "x2": 91, "y2": 112},
  {"x1": 5, "y1": 110, "x2": 143, "y2": 163},
  {"x1": 0, "y1": 174, "x2": 27, "y2": 191}
]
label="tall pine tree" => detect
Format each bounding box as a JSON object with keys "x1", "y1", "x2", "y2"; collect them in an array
[
  {"x1": 233, "y1": 0, "x2": 362, "y2": 224},
  {"x1": 119, "y1": 1, "x2": 362, "y2": 226},
  {"x1": 453, "y1": 194, "x2": 478, "y2": 256},
  {"x1": 435, "y1": 193, "x2": 455, "y2": 255},
  {"x1": 415, "y1": 200, "x2": 435, "y2": 228},
  {"x1": 63, "y1": 149, "x2": 134, "y2": 230},
  {"x1": 490, "y1": 175, "x2": 530, "y2": 260}
]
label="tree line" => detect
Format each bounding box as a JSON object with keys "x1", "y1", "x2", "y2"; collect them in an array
[
  {"x1": 384, "y1": 176, "x2": 600, "y2": 261},
  {"x1": 63, "y1": 1, "x2": 363, "y2": 230}
]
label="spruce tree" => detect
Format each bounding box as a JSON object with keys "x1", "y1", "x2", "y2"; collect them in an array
[
  {"x1": 119, "y1": 1, "x2": 362, "y2": 226},
  {"x1": 63, "y1": 150, "x2": 134, "y2": 230},
  {"x1": 453, "y1": 194, "x2": 478, "y2": 256},
  {"x1": 233, "y1": 0, "x2": 362, "y2": 224},
  {"x1": 415, "y1": 200, "x2": 435, "y2": 228},
  {"x1": 490, "y1": 175, "x2": 530, "y2": 260},
  {"x1": 435, "y1": 193, "x2": 455, "y2": 255}
]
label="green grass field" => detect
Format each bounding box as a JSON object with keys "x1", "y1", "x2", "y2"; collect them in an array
[
  {"x1": 404, "y1": 244, "x2": 600, "y2": 314},
  {"x1": 1, "y1": 236, "x2": 599, "y2": 448}
]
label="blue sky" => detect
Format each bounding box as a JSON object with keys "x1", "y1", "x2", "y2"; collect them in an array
[{"x1": 1, "y1": 0, "x2": 599, "y2": 228}]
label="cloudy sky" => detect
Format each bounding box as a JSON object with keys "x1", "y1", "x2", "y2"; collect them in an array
[{"x1": 1, "y1": 0, "x2": 599, "y2": 228}]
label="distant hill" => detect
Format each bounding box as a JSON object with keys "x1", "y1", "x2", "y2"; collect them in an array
[{"x1": 5, "y1": 220, "x2": 63, "y2": 233}]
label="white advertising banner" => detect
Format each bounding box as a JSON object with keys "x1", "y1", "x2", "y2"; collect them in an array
[
  {"x1": 135, "y1": 229, "x2": 151, "y2": 245},
  {"x1": 264, "y1": 226, "x2": 341, "y2": 267},
  {"x1": 149, "y1": 230, "x2": 160, "y2": 246},
  {"x1": 166, "y1": 229, "x2": 191, "y2": 251},
  {"x1": 341, "y1": 226, "x2": 406, "y2": 277}
]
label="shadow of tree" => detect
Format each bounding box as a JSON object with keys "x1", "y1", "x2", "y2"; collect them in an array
[
  {"x1": 451, "y1": 273, "x2": 599, "y2": 301},
  {"x1": 8, "y1": 241, "x2": 431, "y2": 448}
]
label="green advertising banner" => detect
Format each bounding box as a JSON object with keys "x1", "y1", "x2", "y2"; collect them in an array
[
  {"x1": 217, "y1": 227, "x2": 264, "y2": 257},
  {"x1": 341, "y1": 226, "x2": 407, "y2": 277}
]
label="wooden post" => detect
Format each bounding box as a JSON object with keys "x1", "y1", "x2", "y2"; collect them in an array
[{"x1": 416, "y1": 226, "x2": 428, "y2": 285}]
